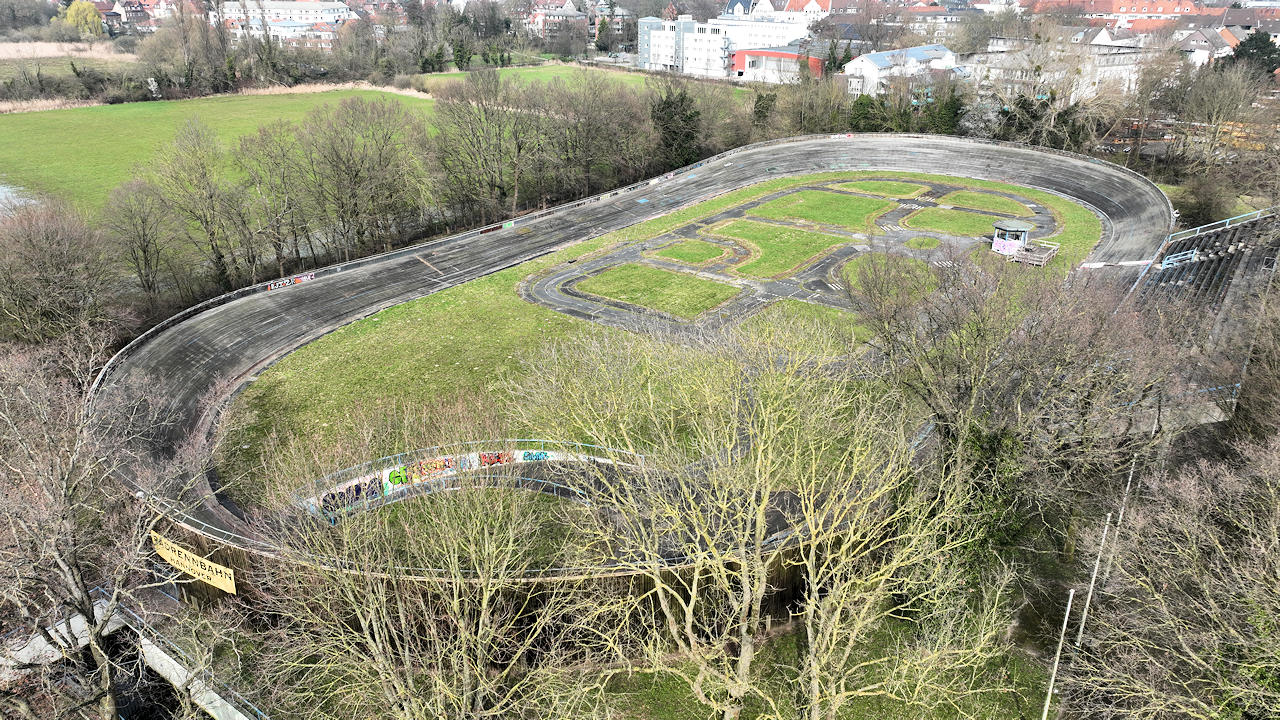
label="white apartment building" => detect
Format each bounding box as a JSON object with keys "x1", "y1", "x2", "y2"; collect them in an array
[
  {"x1": 637, "y1": 13, "x2": 809, "y2": 78},
  {"x1": 842, "y1": 44, "x2": 959, "y2": 96},
  {"x1": 963, "y1": 34, "x2": 1151, "y2": 103},
  {"x1": 217, "y1": 1, "x2": 357, "y2": 24}
]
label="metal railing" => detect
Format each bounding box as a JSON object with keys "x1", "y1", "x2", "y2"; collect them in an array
[
  {"x1": 1167, "y1": 207, "x2": 1277, "y2": 243},
  {"x1": 89, "y1": 586, "x2": 272, "y2": 720}
]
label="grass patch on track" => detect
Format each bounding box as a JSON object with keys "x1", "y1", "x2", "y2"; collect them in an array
[
  {"x1": 905, "y1": 236, "x2": 940, "y2": 250},
  {"x1": 903, "y1": 208, "x2": 1007, "y2": 238},
  {"x1": 748, "y1": 190, "x2": 894, "y2": 233},
  {"x1": 654, "y1": 239, "x2": 725, "y2": 265},
  {"x1": 576, "y1": 263, "x2": 739, "y2": 319},
  {"x1": 0, "y1": 89, "x2": 435, "y2": 211},
  {"x1": 833, "y1": 180, "x2": 928, "y2": 198},
  {"x1": 711, "y1": 220, "x2": 847, "y2": 278},
  {"x1": 939, "y1": 190, "x2": 1033, "y2": 217}
]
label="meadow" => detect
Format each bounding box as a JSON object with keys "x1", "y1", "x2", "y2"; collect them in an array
[{"x1": 0, "y1": 89, "x2": 435, "y2": 211}]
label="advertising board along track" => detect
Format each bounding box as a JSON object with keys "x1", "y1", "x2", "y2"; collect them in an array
[{"x1": 88, "y1": 134, "x2": 1175, "y2": 580}]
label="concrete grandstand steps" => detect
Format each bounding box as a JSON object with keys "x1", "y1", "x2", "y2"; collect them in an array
[{"x1": 1141, "y1": 211, "x2": 1279, "y2": 309}]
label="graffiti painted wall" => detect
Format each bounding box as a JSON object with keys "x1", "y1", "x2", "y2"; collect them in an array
[{"x1": 302, "y1": 448, "x2": 591, "y2": 518}]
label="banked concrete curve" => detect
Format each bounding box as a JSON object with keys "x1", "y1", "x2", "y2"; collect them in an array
[{"x1": 91, "y1": 134, "x2": 1174, "y2": 576}]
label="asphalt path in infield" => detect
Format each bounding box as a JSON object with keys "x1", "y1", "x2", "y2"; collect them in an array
[{"x1": 94, "y1": 134, "x2": 1173, "y2": 549}]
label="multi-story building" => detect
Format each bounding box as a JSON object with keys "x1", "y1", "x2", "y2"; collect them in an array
[
  {"x1": 217, "y1": 1, "x2": 357, "y2": 24},
  {"x1": 731, "y1": 42, "x2": 827, "y2": 82},
  {"x1": 963, "y1": 31, "x2": 1152, "y2": 102},
  {"x1": 841, "y1": 44, "x2": 959, "y2": 96},
  {"x1": 637, "y1": 13, "x2": 810, "y2": 77}
]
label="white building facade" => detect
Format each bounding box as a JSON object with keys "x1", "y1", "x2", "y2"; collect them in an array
[
  {"x1": 217, "y1": 1, "x2": 356, "y2": 24},
  {"x1": 842, "y1": 44, "x2": 958, "y2": 96},
  {"x1": 637, "y1": 13, "x2": 809, "y2": 77}
]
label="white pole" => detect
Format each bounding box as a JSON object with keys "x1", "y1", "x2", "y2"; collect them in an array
[
  {"x1": 1075, "y1": 513, "x2": 1111, "y2": 648},
  {"x1": 1103, "y1": 461, "x2": 1136, "y2": 585},
  {"x1": 1042, "y1": 588, "x2": 1075, "y2": 720}
]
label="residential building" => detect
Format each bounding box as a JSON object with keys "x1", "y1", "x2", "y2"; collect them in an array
[
  {"x1": 527, "y1": 0, "x2": 590, "y2": 38},
  {"x1": 217, "y1": 1, "x2": 357, "y2": 24},
  {"x1": 722, "y1": 0, "x2": 832, "y2": 23},
  {"x1": 1176, "y1": 26, "x2": 1232, "y2": 64},
  {"x1": 732, "y1": 43, "x2": 826, "y2": 82},
  {"x1": 226, "y1": 16, "x2": 342, "y2": 48},
  {"x1": 637, "y1": 13, "x2": 810, "y2": 77},
  {"x1": 842, "y1": 43, "x2": 959, "y2": 95},
  {"x1": 964, "y1": 31, "x2": 1151, "y2": 102},
  {"x1": 903, "y1": 5, "x2": 981, "y2": 44}
]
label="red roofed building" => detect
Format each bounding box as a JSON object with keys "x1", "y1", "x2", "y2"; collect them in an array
[
  {"x1": 1126, "y1": 17, "x2": 1174, "y2": 33},
  {"x1": 731, "y1": 44, "x2": 824, "y2": 82},
  {"x1": 1029, "y1": 0, "x2": 1212, "y2": 29}
]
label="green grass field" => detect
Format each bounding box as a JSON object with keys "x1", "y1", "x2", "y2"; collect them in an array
[
  {"x1": 654, "y1": 239, "x2": 725, "y2": 265},
  {"x1": 0, "y1": 56, "x2": 141, "y2": 81},
  {"x1": 748, "y1": 190, "x2": 895, "y2": 233},
  {"x1": 426, "y1": 63, "x2": 649, "y2": 88},
  {"x1": 939, "y1": 190, "x2": 1033, "y2": 217},
  {"x1": 834, "y1": 180, "x2": 928, "y2": 198},
  {"x1": 905, "y1": 236, "x2": 940, "y2": 250},
  {"x1": 711, "y1": 220, "x2": 848, "y2": 278},
  {"x1": 576, "y1": 263, "x2": 739, "y2": 319},
  {"x1": 0, "y1": 89, "x2": 436, "y2": 211},
  {"x1": 903, "y1": 208, "x2": 1009, "y2": 238}
]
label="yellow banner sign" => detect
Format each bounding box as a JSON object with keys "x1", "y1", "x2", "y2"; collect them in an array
[{"x1": 151, "y1": 531, "x2": 236, "y2": 595}]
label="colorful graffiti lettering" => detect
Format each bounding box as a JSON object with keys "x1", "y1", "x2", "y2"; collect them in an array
[
  {"x1": 479, "y1": 451, "x2": 515, "y2": 467},
  {"x1": 267, "y1": 272, "x2": 316, "y2": 291},
  {"x1": 320, "y1": 477, "x2": 383, "y2": 515},
  {"x1": 407, "y1": 456, "x2": 455, "y2": 483},
  {"x1": 521, "y1": 450, "x2": 549, "y2": 462}
]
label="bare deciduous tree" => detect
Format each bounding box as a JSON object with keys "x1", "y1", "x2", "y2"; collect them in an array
[
  {"x1": 0, "y1": 332, "x2": 195, "y2": 719},
  {"x1": 103, "y1": 179, "x2": 176, "y2": 306},
  {"x1": 0, "y1": 203, "x2": 118, "y2": 343},
  {"x1": 1064, "y1": 437, "x2": 1280, "y2": 719}
]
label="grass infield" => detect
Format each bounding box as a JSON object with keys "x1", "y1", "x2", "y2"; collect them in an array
[
  {"x1": 654, "y1": 239, "x2": 726, "y2": 265},
  {"x1": 939, "y1": 190, "x2": 1034, "y2": 217},
  {"x1": 833, "y1": 180, "x2": 928, "y2": 198},
  {"x1": 576, "y1": 263, "x2": 739, "y2": 319},
  {"x1": 712, "y1": 220, "x2": 848, "y2": 278},
  {"x1": 748, "y1": 190, "x2": 895, "y2": 234},
  {"x1": 905, "y1": 236, "x2": 941, "y2": 250},
  {"x1": 903, "y1": 208, "x2": 1012, "y2": 238}
]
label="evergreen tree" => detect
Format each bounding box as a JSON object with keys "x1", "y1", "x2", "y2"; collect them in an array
[{"x1": 1224, "y1": 29, "x2": 1280, "y2": 75}]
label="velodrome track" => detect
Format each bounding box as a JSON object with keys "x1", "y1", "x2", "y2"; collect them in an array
[{"x1": 90, "y1": 134, "x2": 1175, "y2": 563}]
